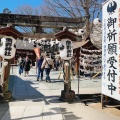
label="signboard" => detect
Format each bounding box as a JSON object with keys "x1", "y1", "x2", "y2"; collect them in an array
[
  {"x1": 0, "y1": 36, "x2": 16, "y2": 59},
  {"x1": 59, "y1": 39, "x2": 73, "y2": 60},
  {"x1": 102, "y1": 0, "x2": 120, "y2": 101}
]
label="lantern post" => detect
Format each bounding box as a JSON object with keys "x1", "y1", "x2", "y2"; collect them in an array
[
  {"x1": 0, "y1": 36, "x2": 16, "y2": 100},
  {"x1": 59, "y1": 39, "x2": 75, "y2": 102}
]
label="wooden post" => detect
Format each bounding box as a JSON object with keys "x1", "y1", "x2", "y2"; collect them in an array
[
  {"x1": 1, "y1": 58, "x2": 4, "y2": 86},
  {"x1": 78, "y1": 67, "x2": 80, "y2": 95},
  {"x1": 3, "y1": 59, "x2": 12, "y2": 100},
  {"x1": 101, "y1": 94, "x2": 104, "y2": 109},
  {"x1": 76, "y1": 48, "x2": 80, "y2": 77},
  {"x1": 78, "y1": 48, "x2": 81, "y2": 95},
  {"x1": 60, "y1": 60, "x2": 75, "y2": 102}
]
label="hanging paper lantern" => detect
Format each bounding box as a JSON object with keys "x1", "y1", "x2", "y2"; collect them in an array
[
  {"x1": 37, "y1": 39, "x2": 41, "y2": 43},
  {"x1": 50, "y1": 39, "x2": 54, "y2": 47},
  {"x1": 23, "y1": 39, "x2": 27, "y2": 47},
  {"x1": 42, "y1": 41, "x2": 45, "y2": 45},
  {"x1": 46, "y1": 40, "x2": 50, "y2": 45},
  {"x1": 59, "y1": 43, "x2": 63, "y2": 48},
  {"x1": 28, "y1": 38, "x2": 32, "y2": 43},
  {"x1": 0, "y1": 36, "x2": 16, "y2": 59},
  {"x1": 41, "y1": 37, "x2": 47, "y2": 40},
  {"x1": 56, "y1": 39, "x2": 59, "y2": 44},
  {"x1": 0, "y1": 38, "x2": 5, "y2": 57},
  {"x1": 59, "y1": 39, "x2": 73, "y2": 60},
  {"x1": 60, "y1": 49, "x2": 67, "y2": 59},
  {"x1": 59, "y1": 43, "x2": 64, "y2": 50}
]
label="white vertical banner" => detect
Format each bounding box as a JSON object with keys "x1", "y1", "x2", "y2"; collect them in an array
[{"x1": 102, "y1": 0, "x2": 120, "y2": 101}]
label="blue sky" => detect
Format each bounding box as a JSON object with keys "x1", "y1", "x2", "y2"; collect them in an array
[{"x1": 0, "y1": 0, "x2": 43, "y2": 13}]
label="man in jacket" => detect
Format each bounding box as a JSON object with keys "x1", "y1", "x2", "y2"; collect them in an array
[{"x1": 37, "y1": 56, "x2": 44, "y2": 81}]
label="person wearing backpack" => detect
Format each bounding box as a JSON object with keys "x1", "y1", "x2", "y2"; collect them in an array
[{"x1": 41, "y1": 53, "x2": 54, "y2": 83}]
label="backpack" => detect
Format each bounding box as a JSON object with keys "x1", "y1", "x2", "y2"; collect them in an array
[
  {"x1": 46, "y1": 59, "x2": 52, "y2": 69},
  {"x1": 48, "y1": 64, "x2": 52, "y2": 69}
]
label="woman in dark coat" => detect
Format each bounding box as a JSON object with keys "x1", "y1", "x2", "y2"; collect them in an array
[{"x1": 23, "y1": 56, "x2": 32, "y2": 77}]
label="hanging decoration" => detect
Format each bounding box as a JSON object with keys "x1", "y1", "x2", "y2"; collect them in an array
[
  {"x1": 79, "y1": 47, "x2": 102, "y2": 76},
  {"x1": 50, "y1": 39, "x2": 54, "y2": 47},
  {"x1": 16, "y1": 37, "x2": 60, "y2": 47},
  {"x1": 34, "y1": 47, "x2": 40, "y2": 59},
  {"x1": 81, "y1": 47, "x2": 102, "y2": 53}
]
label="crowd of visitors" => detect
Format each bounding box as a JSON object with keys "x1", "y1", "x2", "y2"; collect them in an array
[
  {"x1": 17, "y1": 55, "x2": 32, "y2": 77},
  {"x1": 17, "y1": 54, "x2": 62, "y2": 83}
]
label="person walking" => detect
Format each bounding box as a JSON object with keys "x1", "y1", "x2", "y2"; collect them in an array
[
  {"x1": 23, "y1": 55, "x2": 32, "y2": 77},
  {"x1": 55, "y1": 57, "x2": 60, "y2": 71},
  {"x1": 37, "y1": 56, "x2": 44, "y2": 81},
  {"x1": 41, "y1": 53, "x2": 54, "y2": 83},
  {"x1": 17, "y1": 56, "x2": 24, "y2": 76}
]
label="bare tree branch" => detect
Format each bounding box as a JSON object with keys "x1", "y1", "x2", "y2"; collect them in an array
[{"x1": 44, "y1": 0, "x2": 105, "y2": 37}]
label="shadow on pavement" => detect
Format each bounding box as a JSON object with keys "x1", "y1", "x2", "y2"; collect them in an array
[
  {"x1": 0, "y1": 75, "x2": 16, "y2": 119},
  {"x1": 11, "y1": 75, "x2": 45, "y2": 100},
  {"x1": 3, "y1": 74, "x2": 84, "y2": 120},
  {"x1": 78, "y1": 94, "x2": 101, "y2": 106},
  {"x1": 61, "y1": 108, "x2": 82, "y2": 120},
  {"x1": 0, "y1": 102, "x2": 9, "y2": 119},
  {"x1": 79, "y1": 94, "x2": 120, "y2": 113}
]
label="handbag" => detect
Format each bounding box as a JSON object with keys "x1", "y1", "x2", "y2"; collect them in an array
[{"x1": 46, "y1": 59, "x2": 52, "y2": 69}]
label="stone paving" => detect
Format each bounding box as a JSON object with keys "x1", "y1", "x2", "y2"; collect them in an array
[
  {"x1": 30, "y1": 68, "x2": 101, "y2": 91},
  {"x1": 0, "y1": 67, "x2": 119, "y2": 120}
]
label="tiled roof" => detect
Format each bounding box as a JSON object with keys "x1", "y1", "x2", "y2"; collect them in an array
[{"x1": 0, "y1": 27, "x2": 23, "y2": 39}]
